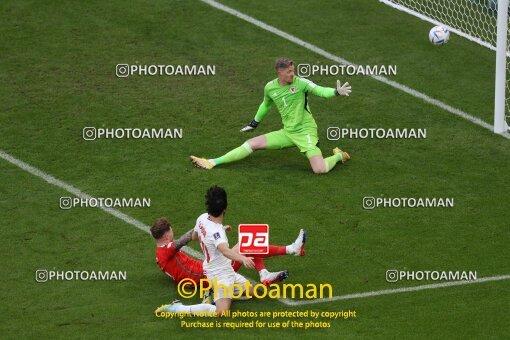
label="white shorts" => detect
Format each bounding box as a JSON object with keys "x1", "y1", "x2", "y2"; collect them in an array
[{"x1": 207, "y1": 272, "x2": 248, "y2": 302}]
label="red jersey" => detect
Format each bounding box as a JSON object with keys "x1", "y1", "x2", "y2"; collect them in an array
[{"x1": 155, "y1": 242, "x2": 204, "y2": 283}]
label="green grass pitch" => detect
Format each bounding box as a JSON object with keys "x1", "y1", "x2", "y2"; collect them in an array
[{"x1": 0, "y1": 0, "x2": 509, "y2": 338}]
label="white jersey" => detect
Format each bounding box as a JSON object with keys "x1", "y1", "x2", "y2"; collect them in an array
[{"x1": 194, "y1": 213, "x2": 233, "y2": 277}]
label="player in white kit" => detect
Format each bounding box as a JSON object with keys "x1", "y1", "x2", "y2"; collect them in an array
[
  {"x1": 193, "y1": 186, "x2": 255, "y2": 315},
  {"x1": 156, "y1": 186, "x2": 306, "y2": 316},
  {"x1": 155, "y1": 185, "x2": 306, "y2": 316}
]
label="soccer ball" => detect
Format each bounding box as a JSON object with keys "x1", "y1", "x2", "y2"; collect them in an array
[{"x1": 429, "y1": 26, "x2": 450, "y2": 46}]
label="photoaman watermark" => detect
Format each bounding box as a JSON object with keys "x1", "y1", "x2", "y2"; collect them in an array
[{"x1": 177, "y1": 278, "x2": 333, "y2": 300}]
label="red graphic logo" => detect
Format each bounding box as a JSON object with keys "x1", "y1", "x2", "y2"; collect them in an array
[
  {"x1": 290, "y1": 87, "x2": 296, "y2": 93},
  {"x1": 238, "y1": 224, "x2": 269, "y2": 254}
]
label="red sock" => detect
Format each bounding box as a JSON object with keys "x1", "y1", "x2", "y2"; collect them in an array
[
  {"x1": 253, "y1": 258, "x2": 266, "y2": 271},
  {"x1": 252, "y1": 245, "x2": 287, "y2": 258},
  {"x1": 231, "y1": 261, "x2": 242, "y2": 272}
]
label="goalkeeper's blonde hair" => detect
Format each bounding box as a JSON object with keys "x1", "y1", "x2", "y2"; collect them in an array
[{"x1": 275, "y1": 57, "x2": 294, "y2": 71}]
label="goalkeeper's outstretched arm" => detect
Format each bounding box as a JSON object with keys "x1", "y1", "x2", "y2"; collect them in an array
[
  {"x1": 240, "y1": 89, "x2": 273, "y2": 132},
  {"x1": 310, "y1": 80, "x2": 352, "y2": 98}
]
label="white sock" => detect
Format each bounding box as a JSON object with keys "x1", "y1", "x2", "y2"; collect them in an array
[
  {"x1": 285, "y1": 245, "x2": 293, "y2": 254},
  {"x1": 173, "y1": 303, "x2": 216, "y2": 315},
  {"x1": 173, "y1": 304, "x2": 191, "y2": 313},
  {"x1": 208, "y1": 159, "x2": 216, "y2": 166},
  {"x1": 259, "y1": 269, "x2": 269, "y2": 278},
  {"x1": 189, "y1": 304, "x2": 216, "y2": 315}
]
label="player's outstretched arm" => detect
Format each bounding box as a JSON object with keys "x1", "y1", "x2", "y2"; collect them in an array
[
  {"x1": 240, "y1": 86, "x2": 273, "y2": 132},
  {"x1": 173, "y1": 229, "x2": 194, "y2": 251},
  {"x1": 217, "y1": 243, "x2": 255, "y2": 268},
  {"x1": 308, "y1": 79, "x2": 352, "y2": 98}
]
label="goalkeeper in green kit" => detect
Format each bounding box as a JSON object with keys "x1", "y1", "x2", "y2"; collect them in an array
[{"x1": 190, "y1": 57, "x2": 351, "y2": 174}]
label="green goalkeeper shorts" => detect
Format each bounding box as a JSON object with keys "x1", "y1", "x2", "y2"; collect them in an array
[{"x1": 264, "y1": 129, "x2": 322, "y2": 159}]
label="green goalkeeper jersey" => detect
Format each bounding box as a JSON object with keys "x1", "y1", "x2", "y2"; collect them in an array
[{"x1": 254, "y1": 76, "x2": 336, "y2": 133}]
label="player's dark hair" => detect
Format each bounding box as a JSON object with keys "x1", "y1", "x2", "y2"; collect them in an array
[
  {"x1": 275, "y1": 57, "x2": 294, "y2": 71},
  {"x1": 205, "y1": 186, "x2": 228, "y2": 217},
  {"x1": 150, "y1": 218, "x2": 171, "y2": 239}
]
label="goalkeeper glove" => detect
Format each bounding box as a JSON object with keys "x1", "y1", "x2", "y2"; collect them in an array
[
  {"x1": 335, "y1": 80, "x2": 352, "y2": 96},
  {"x1": 240, "y1": 119, "x2": 259, "y2": 132}
]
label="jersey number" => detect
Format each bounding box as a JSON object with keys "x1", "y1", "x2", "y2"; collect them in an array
[
  {"x1": 282, "y1": 97, "x2": 288, "y2": 108},
  {"x1": 199, "y1": 237, "x2": 211, "y2": 262}
]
